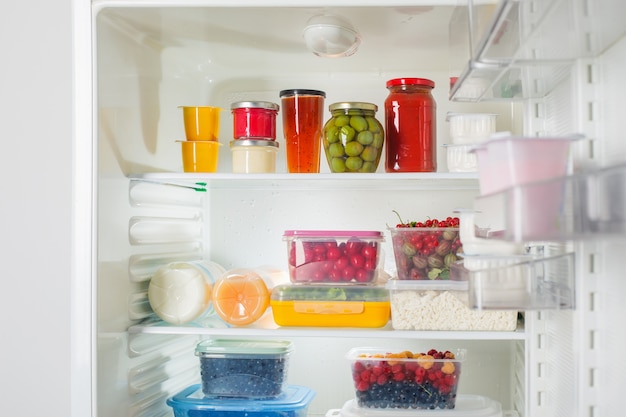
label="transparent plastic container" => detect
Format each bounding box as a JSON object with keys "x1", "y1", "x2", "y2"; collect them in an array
[
  {"x1": 283, "y1": 230, "x2": 384, "y2": 285},
  {"x1": 167, "y1": 384, "x2": 315, "y2": 417},
  {"x1": 195, "y1": 339, "x2": 293, "y2": 398},
  {"x1": 346, "y1": 347, "x2": 466, "y2": 410}
]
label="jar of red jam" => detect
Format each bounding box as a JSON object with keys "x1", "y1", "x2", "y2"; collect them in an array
[
  {"x1": 231, "y1": 101, "x2": 280, "y2": 140},
  {"x1": 384, "y1": 78, "x2": 437, "y2": 172}
]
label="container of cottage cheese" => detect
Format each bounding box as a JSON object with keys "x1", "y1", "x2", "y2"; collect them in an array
[
  {"x1": 385, "y1": 279, "x2": 518, "y2": 331},
  {"x1": 230, "y1": 140, "x2": 279, "y2": 173}
]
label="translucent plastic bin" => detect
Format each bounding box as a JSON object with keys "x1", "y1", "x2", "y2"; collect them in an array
[
  {"x1": 195, "y1": 339, "x2": 293, "y2": 398},
  {"x1": 472, "y1": 134, "x2": 580, "y2": 196},
  {"x1": 283, "y1": 230, "x2": 384, "y2": 285},
  {"x1": 167, "y1": 384, "x2": 315, "y2": 417},
  {"x1": 327, "y1": 395, "x2": 507, "y2": 417},
  {"x1": 347, "y1": 347, "x2": 466, "y2": 410},
  {"x1": 270, "y1": 284, "x2": 390, "y2": 328},
  {"x1": 386, "y1": 279, "x2": 518, "y2": 331},
  {"x1": 450, "y1": 252, "x2": 576, "y2": 310}
]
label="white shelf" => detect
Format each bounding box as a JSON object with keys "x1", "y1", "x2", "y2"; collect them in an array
[
  {"x1": 128, "y1": 316, "x2": 526, "y2": 340},
  {"x1": 129, "y1": 172, "x2": 480, "y2": 191}
]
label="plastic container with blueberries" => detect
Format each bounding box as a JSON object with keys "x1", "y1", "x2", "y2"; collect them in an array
[{"x1": 195, "y1": 338, "x2": 293, "y2": 398}]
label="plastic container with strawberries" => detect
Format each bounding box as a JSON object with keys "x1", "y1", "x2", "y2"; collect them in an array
[{"x1": 283, "y1": 230, "x2": 384, "y2": 285}]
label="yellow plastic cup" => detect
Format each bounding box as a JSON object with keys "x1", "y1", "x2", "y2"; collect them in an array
[
  {"x1": 179, "y1": 106, "x2": 221, "y2": 141},
  {"x1": 179, "y1": 140, "x2": 221, "y2": 173}
]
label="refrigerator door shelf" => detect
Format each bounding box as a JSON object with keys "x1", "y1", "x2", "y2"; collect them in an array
[
  {"x1": 450, "y1": 252, "x2": 575, "y2": 310},
  {"x1": 473, "y1": 162, "x2": 626, "y2": 242}
]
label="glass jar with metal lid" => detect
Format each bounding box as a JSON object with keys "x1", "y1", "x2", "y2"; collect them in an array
[
  {"x1": 322, "y1": 102, "x2": 384, "y2": 173},
  {"x1": 384, "y1": 78, "x2": 437, "y2": 172},
  {"x1": 231, "y1": 101, "x2": 280, "y2": 140},
  {"x1": 230, "y1": 140, "x2": 279, "y2": 173}
]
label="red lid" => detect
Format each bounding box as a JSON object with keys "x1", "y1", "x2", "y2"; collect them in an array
[{"x1": 386, "y1": 78, "x2": 435, "y2": 88}]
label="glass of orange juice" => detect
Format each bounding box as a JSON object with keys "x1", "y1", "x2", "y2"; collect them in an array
[{"x1": 279, "y1": 89, "x2": 326, "y2": 173}]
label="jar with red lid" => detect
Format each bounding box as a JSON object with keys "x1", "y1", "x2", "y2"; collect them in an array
[
  {"x1": 231, "y1": 101, "x2": 279, "y2": 140},
  {"x1": 384, "y1": 78, "x2": 437, "y2": 172}
]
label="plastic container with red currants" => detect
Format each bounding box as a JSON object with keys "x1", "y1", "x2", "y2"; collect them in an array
[
  {"x1": 389, "y1": 215, "x2": 463, "y2": 280},
  {"x1": 283, "y1": 230, "x2": 384, "y2": 285}
]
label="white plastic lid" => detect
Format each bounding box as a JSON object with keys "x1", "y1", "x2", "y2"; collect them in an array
[
  {"x1": 148, "y1": 261, "x2": 225, "y2": 325},
  {"x1": 332, "y1": 396, "x2": 503, "y2": 417}
]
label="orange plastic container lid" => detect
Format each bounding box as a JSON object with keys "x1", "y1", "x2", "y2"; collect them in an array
[{"x1": 212, "y1": 268, "x2": 270, "y2": 326}]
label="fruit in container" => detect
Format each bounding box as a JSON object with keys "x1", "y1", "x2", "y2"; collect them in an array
[
  {"x1": 195, "y1": 339, "x2": 293, "y2": 398},
  {"x1": 347, "y1": 348, "x2": 465, "y2": 409},
  {"x1": 389, "y1": 213, "x2": 463, "y2": 280},
  {"x1": 283, "y1": 230, "x2": 384, "y2": 284}
]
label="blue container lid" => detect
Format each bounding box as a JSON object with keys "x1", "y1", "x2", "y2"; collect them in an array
[{"x1": 167, "y1": 384, "x2": 316, "y2": 413}]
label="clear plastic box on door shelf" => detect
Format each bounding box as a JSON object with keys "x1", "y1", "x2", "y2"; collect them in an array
[
  {"x1": 195, "y1": 339, "x2": 293, "y2": 399},
  {"x1": 385, "y1": 279, "x2": 518, "y2": 331},
  {"x1": 326, "y1": 395, "x2": 509, "y2": 417},
  {"x1": 346, "y1": 347, "x2": 466, "y2": 410},
  {"x1": 450, "y1": 252, "x2": 576, "y2": 310},
  {"x1": 167, "y1": 384, "x2": 315, "y2": 417}
]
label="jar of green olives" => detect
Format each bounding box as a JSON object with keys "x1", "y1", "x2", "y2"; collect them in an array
[{"x1": 323, "y1": 102, "x2": 384, "y2": 173}]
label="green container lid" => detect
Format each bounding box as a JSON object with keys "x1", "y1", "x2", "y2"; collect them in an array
[{"x1": 195, "y1": 339, "x2": 293, "y2": 357}]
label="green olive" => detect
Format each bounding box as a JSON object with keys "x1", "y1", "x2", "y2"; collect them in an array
[
  {"x1": 331, "y1": 157, "x2": 346, "y2": 172},
  {"x1": 345, "y1": 141, "x2": 364, "y2": 157},
  {"x1": 339, "y1": 125, "x2": 356, "y2": 142},
  {"x1": 372, "y1": 132, "x2": 384, "y2": 148},
  {"x1": 361, "y1": 146, "x2": 379, "y2": 162},
  {"x1": 366, "y1": 116, "x2": 382, "y2": 133},
  {"x1": 345, "y1": 156, "x2": 363, "y2": 172},
  {"x1": 357, "y1": 130, "x2": 374, "y2": 146},
  {"x1": 349, "y1": 115, "x2": 368, "y2": 132},
  {"x1": 325, "y1": 125, "x2": 339, "y2": 143},
  {"x1": 328, "y1": 142, "x2": 345, "y2": 158},
  {"x1": 334, "y1": 115, "x2": 350, "y2": 127},
  {"x1": 360, "y1": 161, "x2": 377, "y2": 172}
]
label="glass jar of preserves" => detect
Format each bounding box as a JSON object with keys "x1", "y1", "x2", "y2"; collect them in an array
[
  {"x1": 323, "y1": 102, "x2": 384, "y2": 173},
  {"x1": 384, "y1": 78, "x2": 437, "y2": 172}
]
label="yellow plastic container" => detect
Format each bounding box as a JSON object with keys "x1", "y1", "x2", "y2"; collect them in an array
[
  {"x1": 270, "y1": 284, "x2": 390, "y2": 327},
  {"x1": 179, "y1": 106, "x2": 222, "y2": 141},
  {"x1": 179, "y1": 140, "x2": 221, "y2": 173}
]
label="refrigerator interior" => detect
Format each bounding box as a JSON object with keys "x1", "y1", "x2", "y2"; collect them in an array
[{"x1": 91, "y1": 2, "x2": 626, "y2": 417}]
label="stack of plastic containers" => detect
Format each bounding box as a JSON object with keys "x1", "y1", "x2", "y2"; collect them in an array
[
  {"x1": 178, "y1": 106, "x2": 222, "y2": 172},
  {"x1": 167, "y1": 339, "x2": 316, "y2": 417},
  {"x1": 229, "y1": 101, "x2": 280, "y2": 173},
  {"x1": 444, "y1": 112, "x2": 497, "y2": 172},
  {"x1": 270, "y1": 230, "x2": 390, "y2": 328}
]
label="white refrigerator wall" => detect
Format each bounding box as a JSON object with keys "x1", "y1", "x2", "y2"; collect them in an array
[{"x1": 91, "y1": 2, "x2": 624, "y2": 417}]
